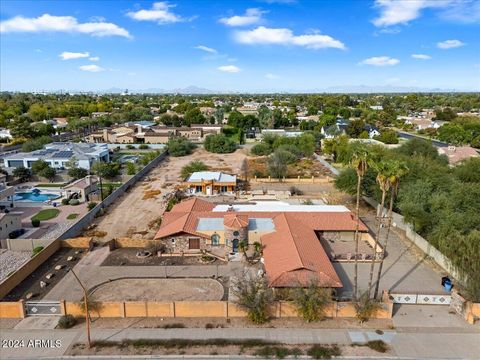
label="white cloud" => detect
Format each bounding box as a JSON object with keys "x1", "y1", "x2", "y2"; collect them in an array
[
  {"x1": 59, "y1": 51, "x2": 90, "y2": 60},
  {"x1": 89, "y1": 56, "x2": 100, "y2": 61},
  {"x1": 194, "y1": 45, "x2": 217, "y2": 54},
  {"x1": 219, "y1": 8, "x2": 266, "y2": 27},
  {"x1": 373, "y1": 0, "x2": 479, "y2": 27},
  {"x1": 0, "y1": 14, "x2": 131, "y2": 38},
  {"x1": 437, "y1": 39, "x2": 465, "y2": 49},
  {"x1": 218, "y1": 65, "x2": 241, "y2": 73},
  {"x1": 359, "y1": 56, "x2": 400, "y2": 66},
  {"x1": 265, "y1": 73, "x2": 279, "y2": 79},
  {"x1": 373, "y1": 0, "x2": 450, "y2": 27},
  {"x1": 79, "y1": 64, "x2": 104, "y2": 72},
  {"x1": 127, "y1": 2, "x2": 185, "y2": 24},
  {"x1": 411, "y1": 54, "x2": 431, "y2": 60},
  {"x1": 235, "y1": 26, "x2": 345, "y2": 50}
]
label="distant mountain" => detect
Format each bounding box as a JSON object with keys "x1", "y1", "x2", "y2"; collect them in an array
[{"x1": 319, "y1": 85, "x2": 462, "y2": 93}]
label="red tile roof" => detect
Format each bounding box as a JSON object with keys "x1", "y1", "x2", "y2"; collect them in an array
[
  {"x1": 224, "y1": 214, "x2": 249, "y2": 228},
  {"x1": 155, "y1": 198, "x2": 368, "y2": 288}
]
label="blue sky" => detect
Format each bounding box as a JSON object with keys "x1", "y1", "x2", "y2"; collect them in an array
[{"x1": 1, "y1": 0, "x2": 479, "y2": 92}]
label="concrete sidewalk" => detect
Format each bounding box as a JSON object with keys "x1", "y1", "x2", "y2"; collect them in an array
[{"x1": 1, "y1": 326, "x2": 479, "y2": 359}]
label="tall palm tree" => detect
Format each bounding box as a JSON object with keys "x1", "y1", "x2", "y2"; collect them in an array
[
  {"x1": 367, "y1": 160, "x2": 393, "y2": 297},
  {"x1": 347, "y1": 143, "x2": 369, "y2": 301},
  {"x1": 373, "y1": 160, "x2": 408, "y2": 299}
]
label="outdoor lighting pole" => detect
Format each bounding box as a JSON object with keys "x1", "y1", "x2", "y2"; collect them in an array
[{"x1": 69, "y1": 268, "x2": 91, "y2": 349}]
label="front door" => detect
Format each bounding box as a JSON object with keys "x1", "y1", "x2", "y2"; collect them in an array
[{"x1": 232, "y1": 239, "x2": 239, "y2": 253}]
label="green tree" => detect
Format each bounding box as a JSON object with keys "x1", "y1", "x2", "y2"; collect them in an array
[
  {"x1": 125, "y1": 162, "x2": 137, "y2": 175},
  {"x1": 39, "y1": 166, "x2": 56, "y2": 182},
  {"x1": 66, "y1": 157, "x2": 87, "y2": 179},
  {"x1": 12, "y1": 166, "x2": 31, "y2": 182},
  {"x1": 267, "y1": 148, "x2": 296, "y2": 180},
  {"x1": 204, "y1": 134, "x2": 236, "y2": 153},
  {"x1": 166, "y1": 137, "x2": 196, "y2": 157},
  {"x1": 373, "y1": 160, "x2": 408, "y2": 299},
  {"x1": 31, "y1": 160, "x2": 49, "y2": 174},
  {"x1": 258, "y1": 105, "x2": 274, "y2": 129},
  {"x1": 344, "y1": 143, "x2": 369, "y2": 300},
  {"x1": 181, "y1": 160, "x2": 209, "y2": 179},
  {"x1": 91, "y1": 162, "x2": 120, "y2": 180}
]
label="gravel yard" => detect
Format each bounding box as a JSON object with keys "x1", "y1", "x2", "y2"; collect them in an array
[
  {"x1": 1, "y1": 248, "x2": 85, "y2": 301},
  {"x1": 0, "y1": 249, "x2": 31, "y2": 282}
]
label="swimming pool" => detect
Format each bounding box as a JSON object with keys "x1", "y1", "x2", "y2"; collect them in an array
[{"x1": 14, "y1": 189, "x2": 61, "y2": 202}]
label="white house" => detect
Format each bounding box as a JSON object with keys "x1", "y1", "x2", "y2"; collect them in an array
[{"x1": 3, "y1": 142, "x2": 110, "y2": 171}]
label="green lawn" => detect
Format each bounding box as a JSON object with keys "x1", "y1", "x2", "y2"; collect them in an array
[
  {"x1": 35, "y1": 183, "x2": 68, "y2": 188},
  {"x1": 67, "y1": 213, "x2": 79, "y2": 220},
  {"x1": 31, "y1": 209, "x2": 60, "y2": 221}
]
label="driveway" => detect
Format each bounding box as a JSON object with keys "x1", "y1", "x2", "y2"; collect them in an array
[{"x1": 335, "y1": 214, "x2": 445, "y2": 299}]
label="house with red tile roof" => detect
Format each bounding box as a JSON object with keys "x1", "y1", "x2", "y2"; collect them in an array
[{"x1": 155, "y1": 198, "x2": 372, "y2": 289}]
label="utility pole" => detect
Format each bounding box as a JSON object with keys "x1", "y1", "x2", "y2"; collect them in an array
[{"x1": 69, "y1": 268, "x2": 91, "y2": 349}]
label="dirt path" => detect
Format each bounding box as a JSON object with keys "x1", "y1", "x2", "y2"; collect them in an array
[{"x1": 91, "y1": 148, "x2": 248, "y2": 240}]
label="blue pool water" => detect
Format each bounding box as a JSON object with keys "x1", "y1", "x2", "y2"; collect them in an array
[{"x1": 14, "y1": 191, "x2": 60, "y2": 202}]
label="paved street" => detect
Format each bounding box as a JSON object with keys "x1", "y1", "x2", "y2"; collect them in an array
[{"x1": 1, "y1": 325, "x2": 479, "y2": 359}]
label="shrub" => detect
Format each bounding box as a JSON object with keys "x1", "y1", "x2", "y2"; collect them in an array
[
  {"x1": 161, "y1": 323, "x2": 185, "y2": 329},
  {"x1": 355, "y1": 292, "x2": 382, "y2": 323},
  {"x1": 139, "y1": 144, "x2": 149, "y2": 149},
  {"x1": 57, "y1": 315, "x2": 76, "y2": 329},
  {"x1": 251, "y1": 143, "x2": 272, "y2": 156},
  {"x1": 31, "y1": 218, "x2": 40, "y2": 227},
  {"x1": 293, "y1": 284, "x2": 331, "y2": 322},
  {"x1": 69, "y1": 199, "x2": 80, "y2": 206},
  {"x1": 32, "y1": 246, "x2": 44, "y2": 255},
  {"x1": 366, "y1": 340, "x2": 389, "y2": 353},
  {"x1": 12, "y1": 166, "x2": 31, "y2": 182},
  {"x1": 87, "y1": 202, "x2": 98, "y2": 211},
  {"x1": 255, "y1": 346, "x2": 294, "y2": 359},
  {"x1": 232, "y1": 273, "x2": 274, "y2": 324},
  {"x1": 307, "y1": 345, "x2": 341, "y2": 359},
  {"x1": 61, "y1": 198, "x2": 70, "y2": 205},
  {"x1": 126, "y1": 144, "x2": 135, "y2": 149}
]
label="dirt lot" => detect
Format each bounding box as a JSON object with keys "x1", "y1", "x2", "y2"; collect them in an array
[
  {"x1": 90, "y1": 148, "x2": 248, "y2": 241},
  {"x1": 101, "y1": 248, "x2": 222, "y2": 266},
  {"x1": 1, "y1": 248, "x2": 85, "y2": 301},
  {"x1": 90, "y1": 278, "x2": 225, "y2": 301},
  {"x1": 248, "y1": 157, "x2": 332, "y2": 178},
  {"x1": 70, "y1": 342, "x2": 393, "y2": 357}
]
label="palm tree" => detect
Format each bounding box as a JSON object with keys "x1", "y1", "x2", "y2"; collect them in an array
[
  {"x1": 373, "y1": 160, "x2": 408, "y2": 299},
  {"x1": 347, "y1": 143, "x2": 369, "y2": 300},
  {"x1": 367, "y1": 160, "x2": 393, "y2": 297}
]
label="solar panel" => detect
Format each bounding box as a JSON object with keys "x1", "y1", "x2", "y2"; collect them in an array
[{"x1": 52, "y1": 151, "x2": 73, "y2": 158}]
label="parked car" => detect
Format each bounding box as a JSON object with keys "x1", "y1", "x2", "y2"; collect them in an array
[{"x1": 8, "y1": 228, "x2": 25, "y2": 239}]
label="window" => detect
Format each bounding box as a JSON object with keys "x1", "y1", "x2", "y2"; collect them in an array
[
  {"x1": 220, "y1": 186, "x2": 228, "y2": 193},
  {"x1": 171, "y1": 238, "x2": 175, "y2": 244},
  {"x1": 189, "y1": 238, "x2": 200, "y2": 249},
  {"x1": 195, "y1": 185, "x2": 202, "y2": 193},
  {"x1": 211, "y1": 234, "x2": 220, "y2": 246},
  {"x1": 233, "y1": 230, "x2": 240, "y2": 236}
]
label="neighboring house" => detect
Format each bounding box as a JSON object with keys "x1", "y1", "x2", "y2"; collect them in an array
[
  {"x1": 184, "y1": 172, "x2": 237, "y2": 196},
  {"x1": 404, "y1": 118, "x2": 433, "y2": 130},
  {"x1": 438, "y1": 146, "x2": 480, "y2": 166},
  {"x1": 0, "y1": 174, "x2": 15, "y2": 207},
  {"x1": 155, "y1": 198, "x2": 372, "y2": 288},
  {"x1": 364, "y1": 124, "x2": 380, "y2": 138},
  {"x1": 91, "y1": 112, "x2": 111, "y2": 118},
  {"x1": 261, "y1": 129, "x2": 304, "y2": 138},
  {"x1": 0, "y1": 212, "x2": 23, "y2": 239},
  {"x1": 63, "y1": 175, "x2": 99, "y2": 202},
  {"x1": 370, "y1": 105, "x2": 383, "y2": 111},
  {"x1": 88, "y1": 125, "x2": 221, "y2": 144},
  {"x1": 0, "y1": 129, "x2": 13, "y2": 140},
  {"x1": 3, "y1": 142, "x2": 109, "y2": 171}
]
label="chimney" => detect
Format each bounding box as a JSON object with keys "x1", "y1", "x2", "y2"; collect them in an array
[
  {"x1": 137, "y1": 124, "x2": 142, "y2": 133},
  {"x1": 227, "y1": 204, "x2": 234, "y2": 212},
  {"x1": 86, "y1": 175, "x2": 91, "y2": 186}
]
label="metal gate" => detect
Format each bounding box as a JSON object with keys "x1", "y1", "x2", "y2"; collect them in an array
[
  {"x1": 25, "y1": 301, "x2": 62, "y2": 316},
  {"x1": 389, "y1": 293, "x2": 451, "y2": 305}
]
